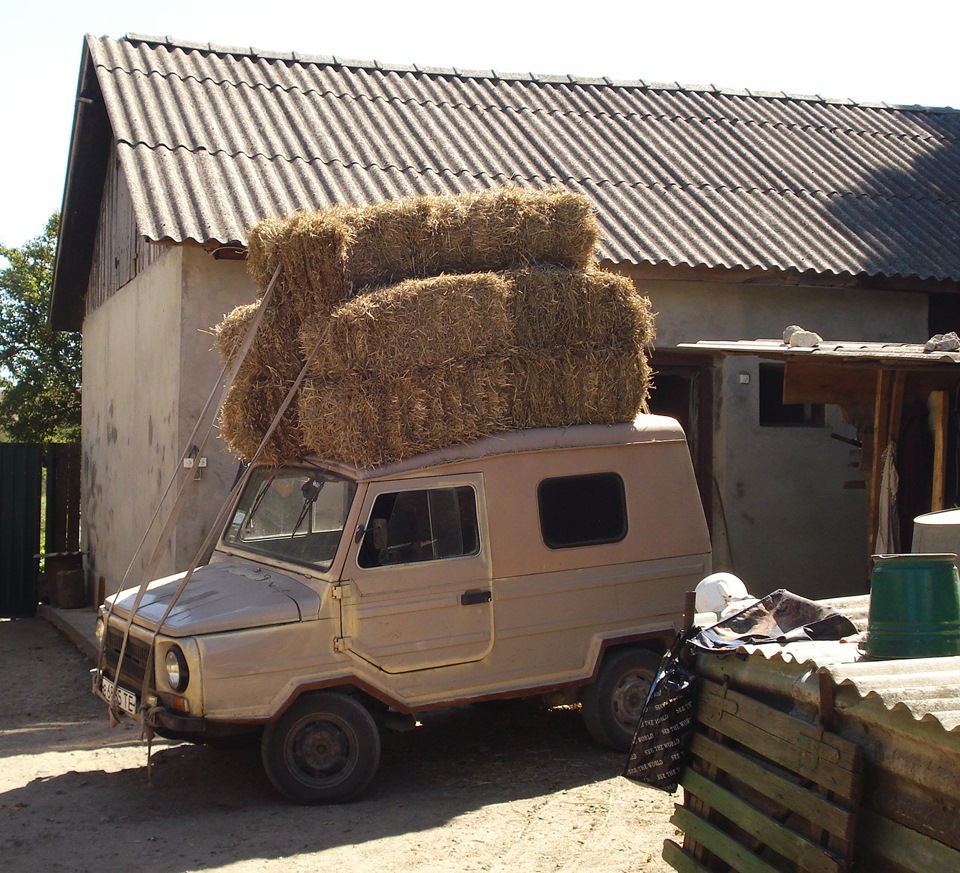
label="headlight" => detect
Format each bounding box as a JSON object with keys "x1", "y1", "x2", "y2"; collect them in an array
[
  {"x1": 94, "y1": 617, "x2": 105, "y2": 641},
  {"x1": 164, "y1": 646, "x2": 189, "y2": 692}
]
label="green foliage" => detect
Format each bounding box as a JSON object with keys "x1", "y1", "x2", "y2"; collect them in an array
[{"x1": 0, "y1": 213, "x2": 81, "y2": 443}]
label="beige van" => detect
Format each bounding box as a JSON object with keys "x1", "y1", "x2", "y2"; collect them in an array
[{"x1": 94, "y1": 414, "x2": 710, "y2": 803}]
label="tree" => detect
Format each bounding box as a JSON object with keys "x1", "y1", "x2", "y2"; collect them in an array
[{"x1": 0, "y1": 213, "x2": 81, "y2": 443}]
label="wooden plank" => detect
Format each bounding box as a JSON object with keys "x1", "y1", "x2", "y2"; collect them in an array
[
  {"x1": 860, "y1": 809, "x2": 960, "y2": 872},
  {"x1": 680, "y1": 768, "x2": 842, "y2": 873},
  {"x1": 783, "y1": 360, "x2": 876, "y2": 405},
  {"x1": 670, "y1": 806, "x2": 781, "y2": 873},
  {"x1": 866, "y1": 368, "x2": 893, "y2": 557},
  {"x1": 689, "y1": 732, "x2": 857, "y2": 841},
  {"x1": 662, "y1": 838, "x2": 712, "y2": 873},
  {"x1": 696, "y1": 681, "x2": 861, "y2": 800},
  {"x1": 931, "y1": 390, "x2": 948, "y2": 512}
]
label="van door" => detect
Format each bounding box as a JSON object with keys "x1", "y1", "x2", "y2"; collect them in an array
[{"x1": 340, "y1": 474, "x2": 493, "y2": 673}]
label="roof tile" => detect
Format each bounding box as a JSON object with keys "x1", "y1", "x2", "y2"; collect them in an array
[{"x1": 79, "y1": 33, "x2": 960, "y2": 283}]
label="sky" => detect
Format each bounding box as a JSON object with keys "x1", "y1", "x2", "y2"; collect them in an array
[{"x1": 1, "y1": 0, "x2": 957, "y2": 249}]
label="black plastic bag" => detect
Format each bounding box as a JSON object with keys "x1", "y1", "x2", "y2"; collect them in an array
[{"x1": 622, "y1": 637, "x2": 697, "y2": 793}]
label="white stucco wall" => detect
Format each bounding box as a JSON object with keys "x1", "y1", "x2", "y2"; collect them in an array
[
  {"x1": 82, "y1": 247, "x2": 256, "y2": 596},
  {"x1": 634, "y1": 274, "x2": 930, "y2": 598}
]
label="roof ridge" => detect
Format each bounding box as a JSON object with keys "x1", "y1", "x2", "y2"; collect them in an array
[{"x1": 118, "y1": 33, "x2": 959, "y2": 115}]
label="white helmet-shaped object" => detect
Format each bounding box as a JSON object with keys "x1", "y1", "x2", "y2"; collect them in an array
[{"x1": 695, "y1": 572, "x2": 751, "y2": 615}]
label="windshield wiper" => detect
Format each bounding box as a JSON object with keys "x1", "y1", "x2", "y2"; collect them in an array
[
  {"x1": 290, "y1": 478, "x2": 325, "y2": 537},
  {"x1": 244, "y1": 473, "x2": 276, "y2": 534}
]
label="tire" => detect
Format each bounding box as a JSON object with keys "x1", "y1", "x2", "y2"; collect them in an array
[
  {"x1": 580, "y1": 647, "x2": 661, "y2": 751},
  {"x1": 261, "y1": 691, "x2": 381, "y2": 804}
]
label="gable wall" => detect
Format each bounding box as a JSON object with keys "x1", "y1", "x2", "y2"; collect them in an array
[
  {"x1": 81, "y1": 246, "x2": 258, "y2": 597},
  {"x1": 85, "y1": 141, "x2": 164, "y2": 316},
  {"x1": 82, "y1": 248, "x2": 184, "y2": 594}
]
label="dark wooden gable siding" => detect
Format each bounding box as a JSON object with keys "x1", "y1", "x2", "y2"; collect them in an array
[{"x1": 85, "y1": 142, "x2": 165, "y2": 316}]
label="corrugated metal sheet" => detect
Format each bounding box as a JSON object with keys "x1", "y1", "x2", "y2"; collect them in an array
[
  {"x1": 698, "y1": 594, "x2": 960, "y2": 732},
  {"x1": 80, "y1": 33, "x2": 960, "y2": 284},
  {"x1": 681, "y1": 338, "x2": 960, "y2": 365}
]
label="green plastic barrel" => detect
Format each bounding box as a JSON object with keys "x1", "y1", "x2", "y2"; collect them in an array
[{"x1": 863, "y1": 553, "x2": 960, "y2": 659}]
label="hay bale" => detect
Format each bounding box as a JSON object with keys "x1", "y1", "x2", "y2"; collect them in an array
[
  {"x1": 296, "y1": 345, "x2": 650, "y2": 466},
  {"x1": 218, "y1": 188, "x2": 649, "y2": 465},
  {"x1": 300, "y1": 273, "x2": 515, "y2": 378},
  {"x1": 218, "y1": 379, "x2": 304, "y2": 467},
  {"x1": 298, "y1": 358, "x2": 514, "y2": 467},
  {"x1": 214, "y1": 263, "x2": 654, "y2": 464},
  {"x1": 214, "y1": 301, "x2": 306, "y2": 465},
  {"x1": 300, "y1": 267, "x2": 654, "y2": 380},
  {"x1": 212, "y1": 301, "x2": 259, "y2": 365},
  {"x1": 507, "y1": 346, "x2": 651, "y2": 430},
  {"x1": 246, "y1": 186, "x2": 599, "y2": 317},
  {"x1": 510, "y1": 267, "x2": 655, "y2": 350}
]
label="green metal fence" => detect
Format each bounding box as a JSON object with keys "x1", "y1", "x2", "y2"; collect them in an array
[{"x1": 0, "y1": 444, "x2": 42, "y2": 617}]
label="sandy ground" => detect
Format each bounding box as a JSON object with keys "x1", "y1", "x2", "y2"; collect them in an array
[{"x1": 0, "y1": 615, "x2": 680, "y2": 873}]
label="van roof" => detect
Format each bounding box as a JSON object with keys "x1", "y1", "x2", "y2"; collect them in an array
[{"x1": 304, "y1": 414, "x2": 686, "y2": 482}]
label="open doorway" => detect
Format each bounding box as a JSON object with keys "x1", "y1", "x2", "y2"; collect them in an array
[{"x1": 647, "y1": 352, "x2": 714, "y2": 527}]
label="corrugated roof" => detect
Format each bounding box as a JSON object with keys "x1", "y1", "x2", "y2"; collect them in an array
[
  {"x1": 702, "y1": 638, "x2": 960, "y2": 733},
  {"x1": 698, "y1": 595, "x2": 960, "y2": 733},
  {"x1": 680, "y1": 338, "x2": 960, "y2": 365},
  {"x1": 53, "y1": 33, "x2": 960, "y2": 327}
]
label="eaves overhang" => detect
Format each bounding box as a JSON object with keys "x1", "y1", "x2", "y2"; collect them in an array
[{"x1": 49, "y1": 36, "x2": 112, "y2": 332}]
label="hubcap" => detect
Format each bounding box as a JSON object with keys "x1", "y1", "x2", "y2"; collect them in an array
[
  {"x1": 289, "y1": 718, "x2": 355, "y2": 784},
  {"x1": 611, "y1": 670, "x2": 650, "y2": 730}
]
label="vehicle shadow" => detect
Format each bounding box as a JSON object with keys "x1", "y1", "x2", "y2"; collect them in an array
[{"x1": 0, "y1": 700, "x2": 631, "y2": 873}]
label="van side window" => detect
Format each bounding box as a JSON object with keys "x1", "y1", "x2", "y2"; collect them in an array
[
  {"x1": 538, "y1": 473, "x2": 627, "y2": 548},
  {"x1": 358, "y1": 486, "x2": 480, "y2": 568}
]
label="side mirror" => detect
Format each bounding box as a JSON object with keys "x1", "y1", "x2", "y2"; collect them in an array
[{"x1": 355, "y1": 517, "x2": 388, "y2": 549}]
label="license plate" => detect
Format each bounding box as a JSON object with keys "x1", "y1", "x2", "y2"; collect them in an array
[{"x1": 102, "y1": 676, "x2": 139, "y2": 717}]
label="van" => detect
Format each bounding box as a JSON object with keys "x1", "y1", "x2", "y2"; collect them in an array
[{"x1": 94, "y1": 414, "x2": 710, "y2": 803}]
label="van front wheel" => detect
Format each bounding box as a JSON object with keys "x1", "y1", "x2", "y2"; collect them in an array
[
  {"x1": 580, "y1": 648, "x2": 660, "y2": 751},
  {"x1": 261, "y1": 691, "x2": 381, "y2": 804}
]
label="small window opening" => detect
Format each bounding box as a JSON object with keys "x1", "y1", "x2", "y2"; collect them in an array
[{"x1": 759, "y1": 363, "x2": 825, "y2": 427}]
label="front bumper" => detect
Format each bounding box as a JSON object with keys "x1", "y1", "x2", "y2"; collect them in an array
[{"x1": 150, "y1": 708, "x2": 209, "y2": 735}]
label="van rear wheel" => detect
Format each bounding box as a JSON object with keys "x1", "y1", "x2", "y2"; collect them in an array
[
  {"x1": 581, "y1": 647, "x2": 661, "y2": 751},
  {"x1": 261, "y1": 691, "x2": 381, "y2": 804}
]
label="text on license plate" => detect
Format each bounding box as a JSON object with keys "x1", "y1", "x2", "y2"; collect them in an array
[{"x1": 102, "y1": 677, "x2": 138, "y2": 716}]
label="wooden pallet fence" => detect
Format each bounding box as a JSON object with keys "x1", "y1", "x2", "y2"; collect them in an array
[
  {"x1": 664, "y1": 678, "x2": 863, "y2": 873},
  {"x1": 857, "y1": 808, "x2": 960, "y2": 872}
]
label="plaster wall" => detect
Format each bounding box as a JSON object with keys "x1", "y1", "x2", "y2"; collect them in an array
[
  {"x1": 82, "y1": 247, "x2": 257, "y2": 596},
  {"x1": 175, "y1": 249, "x2": 258, "y2": 567},
  {"x1": 629, "y1": 272, "x2": 930, "y2": 598},
  {"x1": 82, "y1": 248, "x2": 182, "y2": 596}
]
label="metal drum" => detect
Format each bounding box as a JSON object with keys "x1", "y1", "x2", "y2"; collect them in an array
[{"x1": 862, "y1": 553, "x2": 960, "y2": 659}]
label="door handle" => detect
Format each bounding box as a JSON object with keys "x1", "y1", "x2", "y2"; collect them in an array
[{"x1": 461, "y1": 589, "x2": 492, "y2": 606}]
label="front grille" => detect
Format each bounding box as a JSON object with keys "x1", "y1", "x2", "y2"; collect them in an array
[{"x1": 103, "y1": 627, "x2": 152, "y2": 689}]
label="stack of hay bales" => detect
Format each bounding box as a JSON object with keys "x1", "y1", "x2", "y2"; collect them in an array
[{"x1": 214, "y1": 186, "x2": 654, "y2": 467}]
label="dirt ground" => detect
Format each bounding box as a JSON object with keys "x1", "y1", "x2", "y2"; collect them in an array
[{"x1": 0, "y1": 616, "x2": 680, "y2": 873}]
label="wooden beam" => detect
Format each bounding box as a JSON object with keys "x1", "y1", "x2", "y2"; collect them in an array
[
  {"x1": 931, "y1": 390, "x2": 949, "y2": 512},
  {"x1": 860, "y1": 809, "x2": 960, "y2": 872},
  {"x1": 866, "y1": 370, "x2": 894, "y2": 557}
]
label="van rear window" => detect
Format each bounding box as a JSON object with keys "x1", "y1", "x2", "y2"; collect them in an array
[{"x1": 538, "y1": 473, "x2": 627, "y2": 549}]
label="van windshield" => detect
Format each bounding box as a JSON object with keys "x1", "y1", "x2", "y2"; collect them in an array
[{"x1": 223, "y1": 466, "x2": 357, "y2": 571}]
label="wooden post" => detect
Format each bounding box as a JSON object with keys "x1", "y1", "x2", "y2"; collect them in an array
[
  {"x1": 931, "y1": 390, "x2": 949, "y2": 512},
  {"x1": 866, "y1": 369, "x2": 906, "y2": 559}
]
